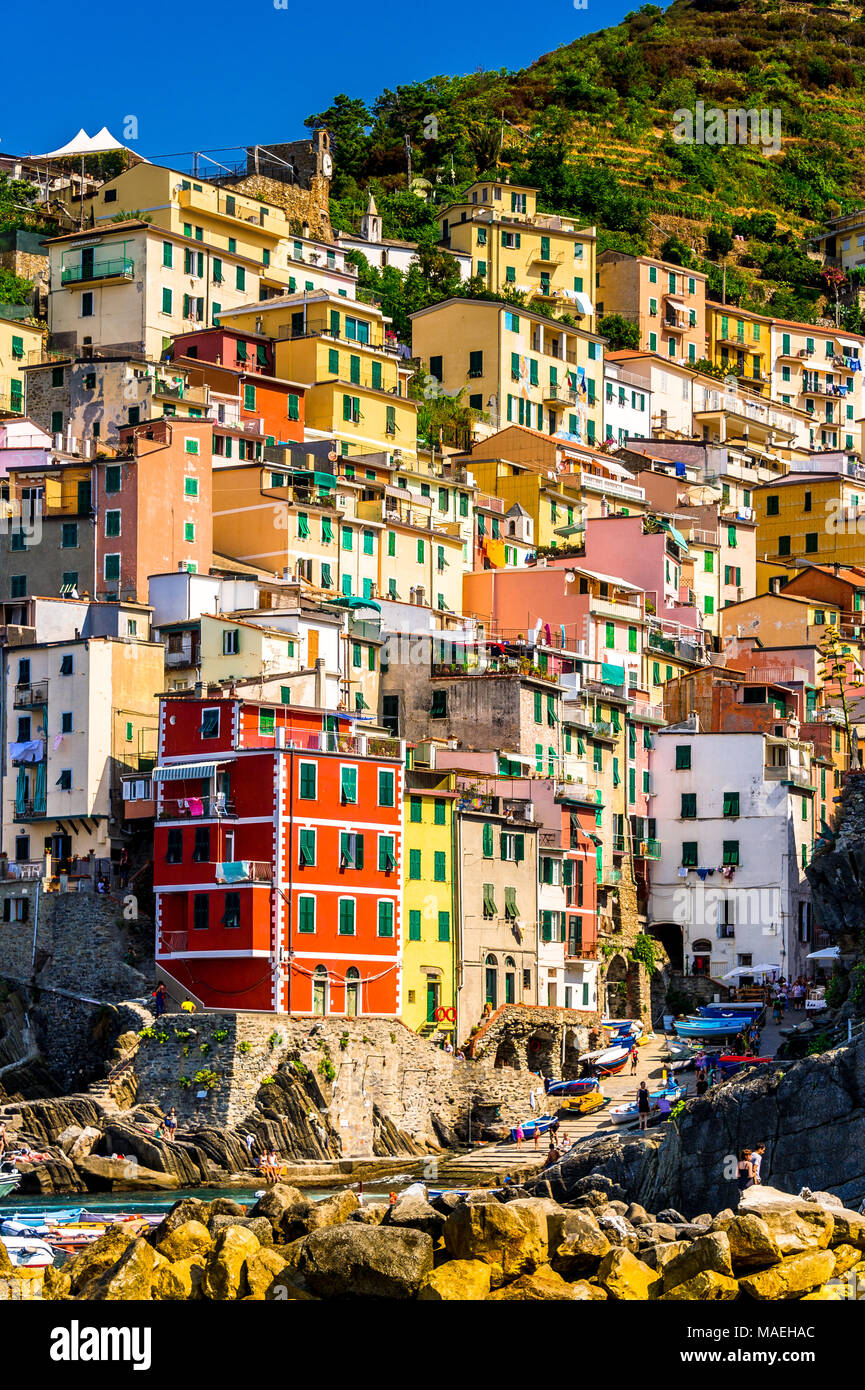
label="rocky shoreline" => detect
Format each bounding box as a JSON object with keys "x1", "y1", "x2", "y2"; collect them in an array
[{"x1": 18, "y1": 1178, "x2": 864, "y2": 1302}]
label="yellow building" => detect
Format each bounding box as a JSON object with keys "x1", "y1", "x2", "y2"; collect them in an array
[
  {"x1": 718, "y1": 591, "x2": 844, "y2": 648},
  {"x1": 463, "y1": 453, "x2": 585, "y2": 550},
  {"x1": 754, "y1": 472, "x2": 865, "y2": 566},
  {"x1": 706, "y1": 304, "x2": 773, "y2": 392},
  {"x1": 222, "y1": 291, "x2": 418, "y2": 460},
  {"x1": 437, "y1": 180, "x2": 596, "y2": 325},
  {"x1": 411, "y1": 298, "x2": 604, "y2": 447},
  {"x1": 811, "y1": 212, "x2": 865, "y2": 276},
  {"x1": 768, "y1": 320, "x2": 865, "y2": 455},
  {"x1": 402, "y1": 772, "x2": 457, "y2": 1034},
  {"x1": 0, "y1": 316, "x2": 43, "y2": 415}
]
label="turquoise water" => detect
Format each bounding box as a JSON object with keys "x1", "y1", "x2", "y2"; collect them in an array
[{"x1": 1, "y1": 1174, "x2": 423, "y2": 1220}]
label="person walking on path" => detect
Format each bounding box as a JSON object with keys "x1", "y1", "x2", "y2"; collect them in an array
[
  {"x1": 514, "y1": 1123, "x2": 524, "y2": 1147},
  {"x1": 533, "y1": 1123, "x2": 540, "y2": 1150},
  {"x1": 153, "y1": 982, "x2": 167, "y2": 1018},
  {"x1": 751, "y1": 1142, "x2": 766, "y2": 1185},
  {"x1": 630, "y1": 1043, "x2": 639, "y2": 1075},
  {"x1": 637, "y1": 1081, "x2": 651, "y2": 1132}
]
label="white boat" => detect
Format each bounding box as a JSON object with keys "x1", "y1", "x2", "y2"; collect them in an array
[
  {"x1": 0, "y1": 1164, "x2": 22, "y2": 1198},
  {"x1": 608, "y1": 1085, "x2": 686, "y2": 1125},
  {"x1": 0, "y1": 1235, "x2": 54, "y2": 1268}
]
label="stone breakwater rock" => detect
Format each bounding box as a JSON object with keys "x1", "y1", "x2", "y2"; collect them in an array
[{"x1": 40, "y1": 1178, "x2": 865, "y2": 1302}]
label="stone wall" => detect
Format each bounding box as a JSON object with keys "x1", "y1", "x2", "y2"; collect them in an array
[
  {"x1": 229, "y1": 175, "x2": 332, "y2": 242},
  {"x1": 133, "y1": 1012, "x2": 542, "y2": 1152},
  {"x1": 465, "y1": 1003, "x2": 596, "y2": 1077}
]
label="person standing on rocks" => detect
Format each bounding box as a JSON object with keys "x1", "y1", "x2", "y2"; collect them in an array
[
  {"x1": 165, "y1": 1107, "x2": 178, "y2": 1141},
  {"x1": 153, "y1": 982, "x2": 167, "y2": 1017},
  {"x1": 636, "y1": 1081, "x2": 651, "y2": 1132},
  {"x1": 751, "y1": 1142, "x2": 766, "y2": 1185},
  {"x1": 736, "y1": 1147, "x2": 755, "y2": 1195}
]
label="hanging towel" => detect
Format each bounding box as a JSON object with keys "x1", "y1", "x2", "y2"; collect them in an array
[
  {"x1": 53, "y1": 733, "x2": 64, "y2": 750},
  {"x1": 187, "y1": 796, "x2": 204, "y2": 817},
  {"x1": 677, "y1": 866, "x2": 689, "y2": 878}
]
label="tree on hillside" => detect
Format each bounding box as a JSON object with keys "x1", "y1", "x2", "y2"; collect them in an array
[
  {"x1": 305, "y1": 95, "x2": 371, "y2": 194},
  {"x1": 0, "y1": 268, "x2": 32, "y2": 305},
  {"x1": 598, "y1": 314, "x2": 640, "y2": 350}
]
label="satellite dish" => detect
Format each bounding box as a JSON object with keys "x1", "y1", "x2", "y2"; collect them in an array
[{"x1": 565, "y1": 571, "x2": 577, "y2": 584}]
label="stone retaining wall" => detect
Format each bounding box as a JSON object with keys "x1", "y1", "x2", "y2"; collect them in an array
[{"x1": 134, "y1": 1013, "x2": 543, "y2": 1153}]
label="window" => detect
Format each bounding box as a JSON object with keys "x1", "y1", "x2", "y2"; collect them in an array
[
  {"x1": 299, "y1": 829, "x2": 316, "y2": 867},
  {"x1": 192, "y1": 826, "x2": 210, "y2": 863},
  {"x1": 378, "y1": 836, "x2": 396, "y2": 872},
  {"x1": 378, "y1": 769, "x2": 395, "y2": 806},
  {"x1": 682, "y1": 841, "x2": 698, "y2": 867},
  {"x1": 299, "y1": 762, "x2": 317, "y2": 800},
  {"x1": 192, "y1": 894, "x2": 209, "y2": 932},
  {"x1": 482, "y1": 823, "x2": 494, "y2": 858},
  {"x1": 430, "y1": 689, "x2": 447, "y2": 719},
  {"x1": 723, "y1": 791, "x2": 740, "y2": 818},
  {"x1": 60, "y1": 653, "x2": 74, "y2": 676},
  {"x1": 235, "y1": 265, "x2": 246, "y2": 291},
  {"x1": 61, "y1": 521, "x2": 79, "y2": 548},
  {"x1": 200, "y1": 707, "x2": 219, "y2": 739},
  {"x1": 434, "y1": 801, "x2": 446, "y2": 826},
  {"x1": 722, "y1": 840, "x2": 740, "y2": 866},
  {"x1": 56, "y1": 769, "x2": 72, "y2": 791},
  {"x1": 340, "y1": 832, "x2": 364, "y2": 869},
  {"x1": 681, "y1": 792, "x2": 696, "y2": 819},
  {"x1": 81, "y1": 292, "x2": 93, "y2": 317},
  {"x1": 340, "y1": 766, "x2": 358, "y2": 803},
  {"x1": 338, "y1": 900, "x2": 356, "y2": 936},
  {"x1": 378, "y1": 901, "x2": 394, "y2": 937},
  {"x1": 408, "y1": 848, "x2": 421, "y2": 879},
  {"x1": 409, "y1": 910, "x2": 421, "y2": 941},
  {"x1": 501, "y1": 832, "x2": 525, "y2": 862},
  {"x1": 438, "y1": 911, "x2": 450, "y2": 942},
  {"x1": 165, "y1": 829, "x2": 183, "y2": 864},
  {"x1": 766, "y1": 495, "x2": 779, "y2": 516},
  {"x1": 675, "y1": 745, "x2": 691, "y2": 770},
  {"x1": 805, "y1": 533, "x2": 818, "y2": 554},
  {"x1": 298, "y1": 895, "x2": 316, "y2": 934},
  {"x1": 434, "y1": 851, "x2": 446, "y2": 882}
]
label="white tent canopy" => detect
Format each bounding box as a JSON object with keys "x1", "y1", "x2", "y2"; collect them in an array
[
  {"x1": 27, "y1": 128, "x2": 148, "y2": 163},
  {"x1": 805, "y1": 946, "x2": 840, "y2": 961},
  {"x1": 721, "y1": 964, "x2": 780, "y2": 981}
]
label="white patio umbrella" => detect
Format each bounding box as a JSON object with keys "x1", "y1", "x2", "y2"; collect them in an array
[
  {"x1": 721, "y1": 964, "x2": 780, "y2": 982},
  {"x1": 805, "y1": 946, "x2": 840, "y2": 961}
]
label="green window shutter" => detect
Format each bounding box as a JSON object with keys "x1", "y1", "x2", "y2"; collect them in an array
[
  {"x1": 434, "y1": 851, "x2": 446, "y2": 882},
  {"x1": 299, "y1": 829, "x2": 316, "y2": 866},
  {"x1": 416, "y1": 539, "x2": 424, "y2": 563},
  {"x1": 372, "y1": 361, "x2": 382, "y2": 390},
  {"x1": 722, "y1": 840, "x2": 739, "y2": 866},
  {"x1": 299, "y1": 763, "x2": 317, "y2": 799},
  {"x1": 236, "y1": 266, "x2": 246, "y2": 291},
  {"x1": 387, "y1": 531, "x2": 396, "y2": 557},
  {"x1": 340, "y1": 766, "x2": 357, "y2": 803},
  {"x1": 321, "y1": 562, "x2": 332, "y2": 587},
  {"x1": 378, "y1": 770, "x2": 394, "y2": 806},
  {"x1": 409, "y1": 910, "x2": 421, "y2": 941},
  {"x1": 243, "y1": 384, "x2": 256, "y2": 410},
  {"x1": 288, "y1": 394, "x2": 300, "y2": 421},
  {"x1": 682, "y1": 841, "x2": 698, "y2": 867},
  {"x1": 342, "y1": 526, "x2": 353, "y2": 551},
  {"x1": 328, "y1": 347, "x2": 339, "y2": 374},
  {"x1": 409, "y1": 848, "x2": 421, "y2": 879},
  {"x1": 605, "y1": 622, "x2": 615, "y2": 649},
  {"x1": 482, "y1": 824, "x2": 494, "y2": 858},
  {"x1": 298, "y1": 896, "x2": 315, "y2": 933},
  {"x1": 338, "y1": 900, "x2": 355, "y2": 936},
  {"x1": 675, "y1": 745, "x2": 691, "y2": 770},
  {"x1": 378, "y1": 901, "x2": 394, "y2": 937},
  {"x1": 410, "y1": 796, "x2": 422, "y2": 823},
  {"x1": 437, "y1": 911, "x2": 450, "y2": 942},
  {"x1": 681, "y1": 793, "x2": 696, "y2": 818},
  {"x1": 723, "y1": 791, "x2": 740, "y2": 817},
  {"x1": 363, "y1": 529, "x2": 374, "y2": 555},
  {"x1": 434, "y1": 801, "x2": 446, "y2": 826},
  {"x1": 628, "y1": 626, "x2": 637, "y2": 653}
]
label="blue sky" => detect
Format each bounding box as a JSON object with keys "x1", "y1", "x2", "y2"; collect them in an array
[{"x1": 6, "y1": 0, "x2": 636, "y2": 166}]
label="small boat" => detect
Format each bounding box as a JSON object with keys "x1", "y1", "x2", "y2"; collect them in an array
[
  {"x1": 509, "y1": 1114, "x2": 557, "y2": 1144},
  {"x1": 0, "y1": 1164, "x2": 22, "y2": 1198},
  {"x1": 546, "y1": 1077, "x2": 600, "y2": 1098},
  {"x1": 0, "y1": 1235, "x2": 54, "y2": 1268},
  {"x1": 698, "y1": 1005, "x2": 764, "y2": 1024},
  {"x1": 717, "y1": 1054, "x2": 773, "y2": 1077},
  {"x1": 601, "y1": 1019, "x2": 643, "y2": 1037},
  {"x1": 608, "y1": 1085, "x2": 686, "y2": 1126},
  {"x1": 594, "y1": 1045, "x2": 631, "y2": 1076},
  {"x1": 672, "y1": 1017, "x2": 746, "y2": 1039}
]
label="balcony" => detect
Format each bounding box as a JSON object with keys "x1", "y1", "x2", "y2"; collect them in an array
[
  {"x1": 589, "y1": 719, "x2": 615, "y2": 739},
  {"x1": 158, "y1": 930, "x2": 187, "y2": 955},
  {"x1": 214, "y1": 860, "x2": 273, "y2": 883},
  {"x1": 277, "y1": 318, "x2": 398, "y2": 356},
  {"x1": 14, "y1": 681, "x2": 48, "y2": 707},
  {"x1": 802, "y1": 378, "x2": 849, "y2": 399},
  {"x1": 542, "y1": 384, "x2": 578, "y2": 408},
  {"x1": 766, "y1": 763, "x2": 815, "y2": 789},
  {"x1": 591, "y1": 596, "x2": 644, "y2": 623},
  {"x1": 637, "y1": 838, "x2": 661, "y2": 860},
  {"x1": 157, "y1": 794, "x2": 236, "y2": 821},
  {"x1": 578, "y1": 470, "x2": 645, "y2": 503},
  {"x1": 60, "y1": 258, "x2": 135, "y2": 287},
  {"x1": 13, "y1": 799, "x2": 47, "y2": 819}
]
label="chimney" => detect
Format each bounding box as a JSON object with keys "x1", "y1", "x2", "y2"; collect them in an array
[
  {"x1": 314, "y1": 656, "x2": 326, "y2": 708},
  {"x1": 194, "y1": 681, "x2": 204, "y2": 699}
]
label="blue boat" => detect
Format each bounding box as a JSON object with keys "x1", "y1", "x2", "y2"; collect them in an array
[
  {"x1": 509, "y1": 1114, "x2": 557, "y2": 1143},
  {"x1": 672, "y1": 1017, "x2": 747, "y2": 1039},
  {"x1": 546, "y1": 1078, "x2": 600, "y2": 1098},
  {"x1": 698, "y1": 1005, "x2": 763, "y2": 1023}
]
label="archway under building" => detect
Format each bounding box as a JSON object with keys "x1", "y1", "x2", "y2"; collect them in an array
[
  {"x1": 526, "y1": 1029, "x2": 556, "y2": 1078},
  {"x1": 494, "y1": 1037, "x2": 519, "y2": 1070},
  {"x1": 650, "y1": 922, "x2": 683, "y2": 973},
  {"x1": 605, "y1": 953, "x2": 642, "y2": 1020}
]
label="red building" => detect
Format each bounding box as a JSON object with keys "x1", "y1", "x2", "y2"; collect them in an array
[
  {"x1": 154, "y1": 696, "x2": 404, "y2": 1014},
  {"x1": 167, "y1": 327, "x2": 306, "y2": 447}
]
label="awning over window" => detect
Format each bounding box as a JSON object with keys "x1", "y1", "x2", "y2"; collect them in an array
[{"x1": 153, "y1": 760, "x2": 232, "y2": 782}]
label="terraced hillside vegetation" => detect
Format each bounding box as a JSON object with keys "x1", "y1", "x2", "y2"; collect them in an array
[{"x1": 309, "y1": 0, "x2": 865, "y2": 327}]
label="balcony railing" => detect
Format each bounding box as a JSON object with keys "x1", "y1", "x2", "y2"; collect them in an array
[
  {"x1": 165, "y1": 647, "x2": 196, "y2": 668},
  {"x1": 638, "y1": 838, "x2": 662, "y2": 860},
  {"x1": 157, "y1": 795, "x2": 236, "y2": 821},
  {"x1": 158, "y1": 930, "x2": 188, "y2": 954},
  {"x1": 13, "y1": 799, "x2": 47, "y2": 819},
  {"x1": 215, "y1": 860, "x2": 273, "y2": 882},
  {"x1": 14, "y1": 681, "x2": 48, "y2": 707},
  {"x1": 60, "y1": 258, "x2": 134, "y2": 285},
  {"x1": 0, "y1": 860, "x2": 44, "y2": 880}
]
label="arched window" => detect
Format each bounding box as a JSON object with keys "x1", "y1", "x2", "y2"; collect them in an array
[
  {"x1": 504, "y1": 956, "x2": 516, "y2": 1005},
  {"x1": 312, "y1": 964, "x2": 329, "y2": 1016},
  {"x1": 485, "y1": 954, "x2": 498, "y2": 1010}
]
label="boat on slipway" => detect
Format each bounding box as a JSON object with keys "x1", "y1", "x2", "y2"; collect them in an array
[
  {"x1": 580, "y1": 1044, "x2": 631, "y2": 1076},
  {"x1": 0, "y1": 1164, "x2": 22, "y2": 1199},
  {"x1": 608, "y1": 1084, "x2": 687, "y2": 1126}
]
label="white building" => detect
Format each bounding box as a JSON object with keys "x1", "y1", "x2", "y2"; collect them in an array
[
  {"x1": 335, "y1": 194, "x2": 473, "y2": 280},
  {"x1": 603, "y1": 360, "x2": 652, "y2": 446},
  {"x1": 649, "y1": 724, "x2": 815, "y2": 985}
]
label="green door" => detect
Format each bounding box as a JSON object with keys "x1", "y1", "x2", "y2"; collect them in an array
[{"x1": 426, "y1": 979, "x2": 440, "y2": 1022}]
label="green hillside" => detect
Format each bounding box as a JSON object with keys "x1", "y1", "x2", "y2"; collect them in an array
[{"x1": 307, "y1": 0, "x2": 865, "y2": 327}]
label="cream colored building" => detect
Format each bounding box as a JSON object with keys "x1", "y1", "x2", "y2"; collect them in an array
[
  {"x1": 3, "y1": 635, "x2": 164, "y2": 869},
  {"x1": 438, "y1": 180, "x2": 596, "y2": 324},
  {"x1": 597, "y1": 252, "x2": 707, "y2": 367},
  {"x1": 411, "y1": 297, "x2": 605, "y2": 447}
]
